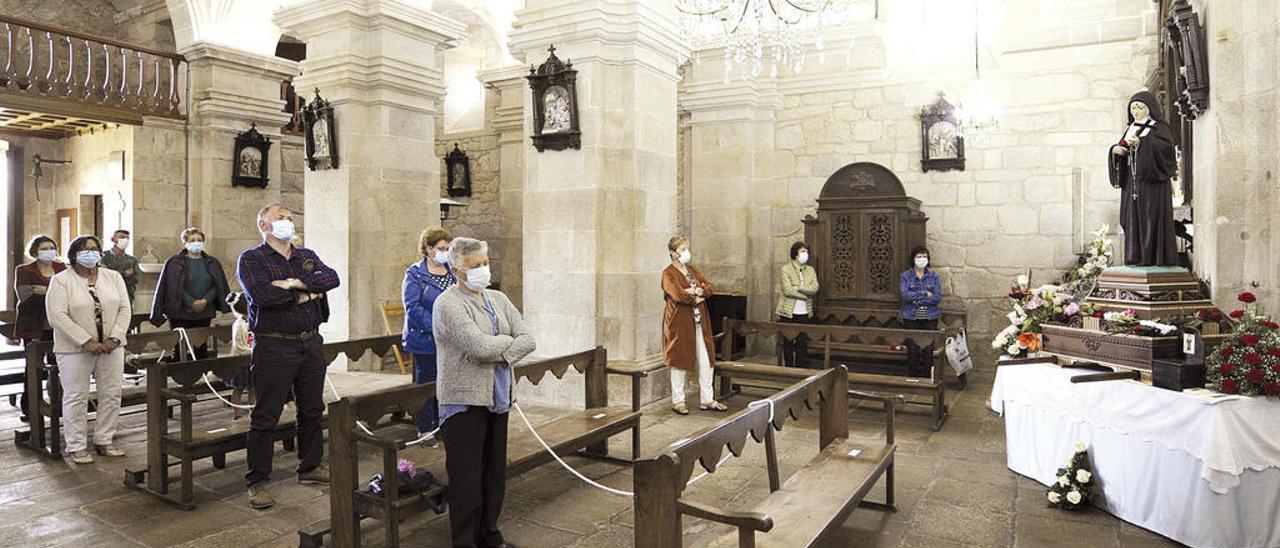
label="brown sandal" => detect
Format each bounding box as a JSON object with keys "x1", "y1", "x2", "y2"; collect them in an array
[
  {"x1": 700, "y1": 401, "x2": 728, "y2": 412},
  {"x1": 672, "y1": 403, "x2": 690, "y2": 415}
]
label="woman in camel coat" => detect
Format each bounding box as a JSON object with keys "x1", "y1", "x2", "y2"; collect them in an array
[{"x1": 661, "y1": 236, "x2": 726, "y2": 415}]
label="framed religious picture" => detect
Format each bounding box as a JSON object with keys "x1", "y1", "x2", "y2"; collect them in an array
[
  {"x1": 526, "y1": 45, "x2": 581, "y2": 152},
  {"x1": 232, "y1": 123, "x2": 271, "y2": 188},
  {"x1": 304, "y1": 89, "x2": 339, "y2": 171},
  {"x1": 444, "y1": 143, "x2": 472, "y2": 197},
  {"x1": 919, "y1": 93, "x2": 965, "y2": 172}
]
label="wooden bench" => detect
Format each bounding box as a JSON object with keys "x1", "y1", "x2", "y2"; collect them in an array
[
  {"x1": 14, "y1": 326, "x2": 232, "y2": 459},
  {"x1": 300, "y1": 346, "x2": 644, "y2": 548},
  {"x1": 719, "y1": 319, "x2": 951, "y2": 431},
  {"x1": 634, "y1": 365, "x2": 898, "y2": 547},
  {"x1": 811, "y1": 308, "x2": 969, "y2": 389},
  {"x1": 121, "y1": 334, "x2": 402, "y2": 509}
]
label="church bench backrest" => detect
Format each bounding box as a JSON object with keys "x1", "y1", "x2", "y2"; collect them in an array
[
  {"x1": 721, "y1": 319, "x2": 945, "y2": 367},
  {"x1": 325, "y1": 346, "x2": 610, "y2": 548},
  {"x1": 633, "y1": 366, "x2": 849, "y2": 548}
]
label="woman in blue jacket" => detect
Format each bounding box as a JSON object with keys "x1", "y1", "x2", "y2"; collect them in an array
[
  {"x1": 899, "y1": 245, "x2": 942, "y2": 378},
  {"x1": 402, "y1": 227, "x2": 457, "y2": 440}
]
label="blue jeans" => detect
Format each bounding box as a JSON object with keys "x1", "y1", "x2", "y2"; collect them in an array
[{"x1": 412, "y1": 353, "x2": 440, "y2": 432}]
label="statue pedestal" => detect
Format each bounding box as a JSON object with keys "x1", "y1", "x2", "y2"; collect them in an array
[
  {"x1": 1086, "y1": 266, "x2": 1213, "y2": 320},
  {"x1": 1041, "y1": 266, "x2": 1220, "y2": 372}
]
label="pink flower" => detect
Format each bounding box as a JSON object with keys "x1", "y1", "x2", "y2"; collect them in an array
[
  {"x1": 397, "y1": 458, "x2": 417, "y2": 478},
  {"x1": 1064, "y1": 302, "x2": 1080, "y2": 316}
]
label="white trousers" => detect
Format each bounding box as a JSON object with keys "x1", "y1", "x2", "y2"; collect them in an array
[
  {"x1": 671, "y1": 323, "x2": 715, "y2": 406},
  {"x1": 57, "y1": 348, "x2": 124, "y2": 453}
]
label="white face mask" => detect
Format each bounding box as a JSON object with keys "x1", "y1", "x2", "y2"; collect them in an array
[
  {"x1": 914, "y1": 257, "x2": 929, "y2": 269},
  {"x1": 76, "y1": 250, "x2": 102, "y2": 268},
  {"x1": 185, "y1": 241, "x2": 204, "y2": 254},
  {"x1": 678, "y1": 249, "x2": 691, "y2": 264},
  {"x1": 797, "y1": 252, "x2": 809, "y2": 265},
  {"x1": 36, "y1": 249, "x2": 57, "y2": 263},
  {"x1": 115, "y1": 237, "x2": 129, "y2": 250},
  {"x1": 463, "y1": 265, "x2": 491, "y2": 291},
  {"x1": 270, "y1": 219, "x2": 296, "y2": 242}
]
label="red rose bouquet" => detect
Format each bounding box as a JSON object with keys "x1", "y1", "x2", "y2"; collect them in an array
[{"x1": 1206, "y1": 292, "x2": 1280, "y2": 397}]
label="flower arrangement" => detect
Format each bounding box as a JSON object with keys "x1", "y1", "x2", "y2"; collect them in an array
[
  {"x1": 1047, "y1": 442, "x2": 1095, "y2": 511},
  {"x1": 1060, "y1": 225, "x2": 1114, "y2": 301},
  {"x1": 1206, "y1": 292, "x2": 1280, "y2": 398},
  {"x1": 993, "y1": 273, "x2": 1096, "y2": 358}
]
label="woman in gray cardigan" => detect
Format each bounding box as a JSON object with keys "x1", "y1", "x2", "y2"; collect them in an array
[{"x1": 433, "y1": 237, "x2": 535, "y2": 548}]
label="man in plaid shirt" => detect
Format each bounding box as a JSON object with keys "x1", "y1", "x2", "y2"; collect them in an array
[{"x1": 237, "y1": 203, "x2": 340, "y2": 509}]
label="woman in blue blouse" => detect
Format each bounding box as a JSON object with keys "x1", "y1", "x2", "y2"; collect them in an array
[
  {"x1": 401, "y1": 227, "x2": 458, "y2": 441},
  {"x1": 899, "y1": 245, "x2": 942, "y2": 378}
]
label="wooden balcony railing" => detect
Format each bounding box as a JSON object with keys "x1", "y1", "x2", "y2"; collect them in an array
[{"x1": 0, "y1": 14, "x2": 185, "y2": 122}]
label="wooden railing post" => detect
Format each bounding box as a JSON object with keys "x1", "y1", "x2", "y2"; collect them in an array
[
  {"x1": 634, "y1": 456, "x2": 683, "y2": 548},
  {"x1": 329, "y1": 399, "x2": 361, "y2": 548}
]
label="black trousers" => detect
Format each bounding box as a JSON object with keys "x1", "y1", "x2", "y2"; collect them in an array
[
  {"x1": 244, "y1": 334, "x2": 325, "y2": 487},
  {"x1": 777, "y1": 314, "x2": 812, "y2": 368},
  {"x1": 441, "y1": 406, "x2": 509, "y2": 548},
  {"x1": 169, "y1": 317, "x2": 213, "y2": 360},
  {"x1": 902, "y1": 318, "x2": 938, "y2": 378}
]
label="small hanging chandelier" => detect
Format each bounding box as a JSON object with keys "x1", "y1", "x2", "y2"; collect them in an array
[
  {"x1": 955, "y1": 1, "x2": 1000, "y2": 144},
  {"x1": 677, "y1": 0, "x2": 852, "y2": 80}
]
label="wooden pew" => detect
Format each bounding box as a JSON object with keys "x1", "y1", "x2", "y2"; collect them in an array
[
  {"x1": 718, "y1": 319, "x2": 951, "y2": 431},
  {"x1": 301, "y1": 346, "x2": 644, "y2": 548},
  {"x1": 13, "y1": 326, "x2": 232, "y2": 459},
  {"x1": 811, "y1": 308, "x2": 969, "y2": 388},
  {"x1": 121, "y1": 334, "x2": 402, "y2": 509},
  {"x1": 633, "y1": 365, "x2": 898, "y2": 547}
]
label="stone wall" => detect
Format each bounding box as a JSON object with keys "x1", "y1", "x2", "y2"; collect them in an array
[
  {"x1": 1188, "y1": 0, "x2": 1280, "y2": 311},
  {"x1": 681, "y1": 0, "x2": 1161, "y2": 339},
  {"x1": 435, "y1": 130, "x2": 503, "y2": 284}
]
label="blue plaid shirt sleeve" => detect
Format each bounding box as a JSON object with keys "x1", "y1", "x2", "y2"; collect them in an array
[
  {"x1": 298, "y1": 250, "x2": 340, "y2": 292},
  {"x1": 237, "y1": 247, "x2": 296, "y2": 309}
]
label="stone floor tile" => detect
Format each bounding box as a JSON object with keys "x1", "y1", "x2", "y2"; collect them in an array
[
  {"x1": 1014, "y1": 514, "x2": 1121, "y2": 548},
  {"x1": 907, "y1": 499, "x2": 1014, "y2": 546}
]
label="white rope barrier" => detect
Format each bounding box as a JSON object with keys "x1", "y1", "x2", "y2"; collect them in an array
[{"x1": 512, "y1": 402, "x2": 634, "y2": 497}]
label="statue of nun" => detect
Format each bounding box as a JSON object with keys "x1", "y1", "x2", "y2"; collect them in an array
[{"x1": 1108, "y1": 91, "x2": 1179, "y2": 267}]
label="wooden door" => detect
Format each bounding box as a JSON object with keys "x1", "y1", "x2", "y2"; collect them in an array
[{"x1": 56, "y1": 208, "x2": 77, "y2": 255}]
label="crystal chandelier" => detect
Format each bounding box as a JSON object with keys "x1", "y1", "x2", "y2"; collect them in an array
[
  {"x1": 954, "y1": 1, "x2": 999, "y2": 143},
  {"x1": 677, "y1": 0, "x2": 851, "y2": 79}
]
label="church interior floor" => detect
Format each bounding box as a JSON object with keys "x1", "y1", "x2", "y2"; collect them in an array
[{"x1": 0, "y1": 351, "x2": 1185, "y2": 548}]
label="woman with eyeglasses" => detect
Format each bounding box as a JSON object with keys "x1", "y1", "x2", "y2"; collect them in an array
[{"x1": 44, "y1": 235, "x2": 132, "y2": 464}]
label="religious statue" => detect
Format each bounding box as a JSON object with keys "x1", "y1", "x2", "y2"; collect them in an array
[
  {"x1": 543, "y1": 87, "x2": 571, "y2": 134},
  {"x1": 1108, "y1": 91, "x2": 1178, "y2": 267}
]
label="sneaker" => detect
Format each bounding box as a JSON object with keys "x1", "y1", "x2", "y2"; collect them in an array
[
  {"x1": 70, "y1": 451, "x2": 94, "y2": 464},
  {"x1": 298, "y1": 466, "x2": 330, "y2": 485},
  {"x1": 248, "y1": 485, "x2": 276, "y2": 509},
  {"x1": 95, "y1": 444, "x2": 126, "y2": 457}
]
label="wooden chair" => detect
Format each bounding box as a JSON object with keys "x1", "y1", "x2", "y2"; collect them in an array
[
  {"x1": 380, "y1": 302, "x2": 412, "y2": 374},
  {"x1": 633, "y1": 365, "x2": 898, "y2": 547}
]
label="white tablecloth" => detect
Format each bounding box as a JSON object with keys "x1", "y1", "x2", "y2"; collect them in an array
[{"x1": 992, "y1": 363, "x2": 1280, "y2": 548}]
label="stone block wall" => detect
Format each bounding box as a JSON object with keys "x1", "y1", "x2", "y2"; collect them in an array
[
  {"x1": 1188, "y1": 0, "x2": 1280, "y2": 310},
  {"x1": 682, "y1": 1, "x2": 1161, "y2": 340},
  {"x1": 435, "y1": 130, "x2": 503, "y2": 284}
]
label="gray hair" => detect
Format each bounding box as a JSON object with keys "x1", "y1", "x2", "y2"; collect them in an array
[{"x1": 448, "y1": 237, "x2": 487, "y2": 269}]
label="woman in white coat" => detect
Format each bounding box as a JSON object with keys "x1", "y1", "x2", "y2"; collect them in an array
[{"x1": 45, "y1": 235, "x2": 132, "y2": 464}]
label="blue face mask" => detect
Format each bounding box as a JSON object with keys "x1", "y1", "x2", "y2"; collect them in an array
[
  {"x1": 432, "y1": 251, "x2": 449, "y2": 266},
  {"x1": 76, "y1": 250, "x2": 102, "y2": 268}
]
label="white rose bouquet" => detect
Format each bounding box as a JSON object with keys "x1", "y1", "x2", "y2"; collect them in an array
[{"x1": 1046, "y1": 441, "x2": 1096, "y2": 511}]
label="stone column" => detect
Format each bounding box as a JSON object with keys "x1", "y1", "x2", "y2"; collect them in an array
[
  {"x1": 480, "y1": 64, "x2": 527, "y2": 309},
  {"x1": 511, "y1": 0, "x2": 687, "y2": 404},
  {"x1": 681, "y1": 69, "x2": 783, "y2": 322},
  {"x1": 275, "y1": 1, "x2": 465, "y2": 364},
  {"x1": 179, "y1": 44, "x2": 296, "y2": 273}
]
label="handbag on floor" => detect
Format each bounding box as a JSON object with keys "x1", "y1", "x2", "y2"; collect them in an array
[{"x1": 944, "y1": 329, "x2": 975, "y2": 376}]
